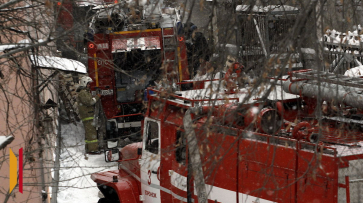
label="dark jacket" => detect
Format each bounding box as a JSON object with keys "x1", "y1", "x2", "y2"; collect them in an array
[
  {"x1": 186, "y1": 32, "x2": 210, "y2": 77},
  {"x1": 191, "y1": 32, "x2": 210, "y2": 61}
]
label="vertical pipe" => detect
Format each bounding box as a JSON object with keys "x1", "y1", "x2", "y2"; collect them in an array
[
  {"x1": 236, "y1": 131, "x2": 240, "y2": 203},
  {"x1": 311, "y1": 0, "x2": 323, "y2": 145},
  {"x1": 232, "y1": 0, "x2": 239, "y2": 59},
  {"x1": 51, "y1": 105, "x2": 62, "y2": 203},
  {"x1": 346, "y1": 176, "x2": 350, "y2": 203},
  {"x1": 93, "y1": 53, "x2": 99, "y2": 87},
  {"x1": 265, "y1": 13, "x2": 270, "y2": 57},
  {"x1": 210, "y1": 0, "x2": 217, "y2": 49},
  {"x1": 294, "y1": 140, "x2": 299, "y2": 203},
  {"x1": 178, "y1": 47, "x2": 183, "y2": 82}
]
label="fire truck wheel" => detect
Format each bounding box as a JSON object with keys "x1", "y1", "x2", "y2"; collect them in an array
[{"x1": 97, "y1": 198, "x2": 112, "y2": 203}]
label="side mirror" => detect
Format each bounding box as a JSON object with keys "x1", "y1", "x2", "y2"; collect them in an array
[
  {"x1": 106, "y1": 138, "x2": 119, "y2": 149},
  {"x1": 105, "y1": 149, "x2": 120, "y2": 162}
]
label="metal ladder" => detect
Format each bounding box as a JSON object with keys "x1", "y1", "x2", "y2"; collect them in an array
[{"x1": 161, "y1": 21, "x2": 180, "y2": 82}]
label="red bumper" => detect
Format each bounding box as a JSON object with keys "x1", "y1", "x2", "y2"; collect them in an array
[{"x1": 91, "y1": 169, "x2": 141, "y2": 203}]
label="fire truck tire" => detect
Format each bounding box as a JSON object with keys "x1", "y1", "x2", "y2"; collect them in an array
[{"x1": 97, "y1": 198, "x2": 112, "y2": 203}]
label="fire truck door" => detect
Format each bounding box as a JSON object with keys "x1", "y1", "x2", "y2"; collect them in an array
[{"x1": 140, "y1": 118, "x2": 161, "y2": 203}]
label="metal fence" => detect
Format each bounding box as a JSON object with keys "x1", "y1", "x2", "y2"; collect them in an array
[
  {"x1": 323, "y1": 42, "x2": 363, "y2": 75},
  {"x1": 237, "y1": 6, "x2": 299, "y2": 71}
]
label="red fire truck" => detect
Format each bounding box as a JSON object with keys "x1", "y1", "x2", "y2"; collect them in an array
[
  {"x1": 91, "y1": 69, "x2": 363, "y2": 203},
  {"x1": 87, "y1": 3, "x2": 189, "y2": 138}
]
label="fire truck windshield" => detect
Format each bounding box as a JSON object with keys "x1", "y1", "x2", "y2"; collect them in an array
[{"x1": 114, "y1": 49, "x2": 161, "y2": 103}]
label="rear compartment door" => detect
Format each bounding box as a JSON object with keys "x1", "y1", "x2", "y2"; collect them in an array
[{"x1": 140, "y1": 118, "x2": 161, "y2": 202}]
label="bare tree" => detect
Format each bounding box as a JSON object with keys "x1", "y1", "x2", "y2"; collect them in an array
[{"x1": 1, "y1": 0, "x2": 363, "y2": 203}]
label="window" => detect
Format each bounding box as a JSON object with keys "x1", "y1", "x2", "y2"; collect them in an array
[
  {"x1": 175, "y1": 131, "x2": 186, "y2": 164},
  {"x1": 145, "y1": 121, "x2": 159, "y2": 154}
]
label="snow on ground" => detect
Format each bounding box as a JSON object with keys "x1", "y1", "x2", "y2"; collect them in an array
[{"x1": 57, "y1": 122, "x2": 117, "y2": 203}]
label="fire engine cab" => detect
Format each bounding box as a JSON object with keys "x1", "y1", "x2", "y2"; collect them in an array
[
  {"x1": 91, "y1": 69, "x2": 363, "y2": 203},
  {"x1": 87, "y1": 1, "x2": 189, "y2": 138}
]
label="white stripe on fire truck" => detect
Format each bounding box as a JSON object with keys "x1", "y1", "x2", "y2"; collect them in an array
[
  {"x1": 171, "y1": 170, "x2": 275, "y2": 203},
  {"x1": 119, "y1": 164, "x2": 274, "y2": 203},
  {"x1": 119, "y1": 164, "x2": 190, "y2": 202},
  {"x1": 171, "y1": 170, "x2": 187, "y2": 191}
]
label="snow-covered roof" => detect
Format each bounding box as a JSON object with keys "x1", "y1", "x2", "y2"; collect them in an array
[
  {"x1": 236, "y1": 5, "x2": 298, "y2": 13},
  {"x1": 92, "y1": 1, "x2": 131, "y2": 10},
  {"x1": 0, "y1": 44, "x2": 21, "y2": 52},
  {"x1": 76, "y1": 0, "x2": 104, "y2": 7},
  {"x1": 29, "y1": 55, "x2": 87, "y2": 74},
  {"x1": 92, "y1": 3, "x2": 118, "y2": 10},
  {"x1": 236, "y1": 5, "x2": 263, "y2": 12},
  {"x1": 335, "y1": 142, "x2": 363, "y2": 157},
  {"x1": 0, "y1": 39, "x2": 31, "y2": 52},
  {"x1": 0, "y1": 39, "x2": 49, "y2": 53},
  {"x1": 344, "y1": 66, "x2": 363, "y2": 77},
  {"x1": 18, "y1": 39, "x2": 30, "y2": 44},
  {"x1": 301, "y1": 48, "x2": 316, "y2": 54},
  {"x1": 264, "y1": 5, "x2": 298, "y2": 12},
  {"x1": 172, "y1": 83, "x2": 298, "y2": 107},
  {"x1": 0, "y1": 135, "x2": 14, "y2": 150}
]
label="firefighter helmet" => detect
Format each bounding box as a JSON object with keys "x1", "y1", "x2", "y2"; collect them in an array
[
  {"x1": 79, "y1": 76, "x2": 93, "y2": 87},
  {"x1": 190, "y1": 25, "x2": 197, "y2": 33}
]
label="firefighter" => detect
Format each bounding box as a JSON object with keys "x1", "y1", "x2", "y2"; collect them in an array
[
  {"x1": 77, "y1": 76, "x2": 101, "y2": 154},
  {"x1": 211, "y1": 45, "x2": 238, "y2": 80},
  {"x1": 186, "y1": 25, "x2": 211, "y2": 78},
  {"x1": 223, "y1": 44, "x2": 239, "y2": 72},
  {"x1": 184, "y1": 22, "x2": 195, "y2": 41}
]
